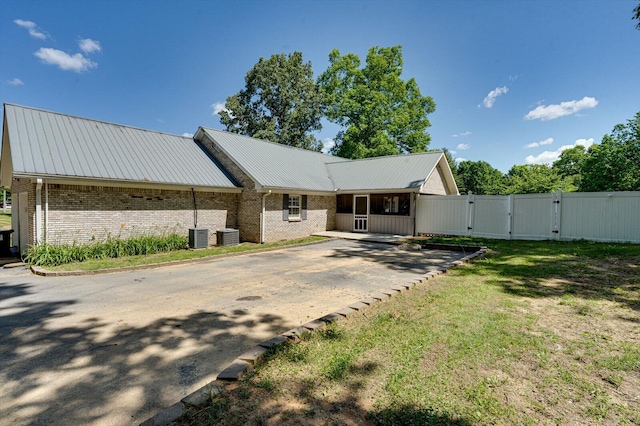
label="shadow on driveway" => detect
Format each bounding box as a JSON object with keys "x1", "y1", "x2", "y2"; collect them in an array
[{"x1": 0, "y1": 282, "x2": 289, "y2": 425}]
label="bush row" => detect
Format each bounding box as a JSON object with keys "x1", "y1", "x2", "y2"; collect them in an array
[{"x1": 24, "y1": 233, "x2": 188, "y2": 267}]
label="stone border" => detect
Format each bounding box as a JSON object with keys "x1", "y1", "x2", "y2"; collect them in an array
[
  {"x1": 140, "y1": 243, "x2": 487, "y2": 425},
  {"x1": 29, "y1": 238, "x2": 334, "y2": 277}
]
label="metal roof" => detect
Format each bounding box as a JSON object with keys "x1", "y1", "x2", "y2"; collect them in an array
[
  {"x1": 327, "y1": 152, "x2": 443, "y2": 191},
  {"x1": 3, "y1": 104, "x2": 239, "y2": 189},
  {"x1": 200, "y1": 128, "x2": 343, "y2": 191},
  {"x1": 199, "y1": 127, "x2": 452, "y2": 193}
]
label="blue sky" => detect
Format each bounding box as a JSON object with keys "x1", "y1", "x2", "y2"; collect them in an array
[{"x1": 1, "y1": 0, "x2": 638, "y2": 172}]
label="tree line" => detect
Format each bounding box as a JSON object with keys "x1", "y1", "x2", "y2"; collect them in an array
[
  {"x1": 218, "y1": 47, "x2": 639, "y2": 194},
  {"x1": 447, "y1": 112, "x2": 640, "y2": 194}
]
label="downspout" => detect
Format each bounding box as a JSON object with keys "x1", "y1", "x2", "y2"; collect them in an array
[
  {"x1": 414, "y1": 193, "x2": 419, "y2": 236},
  {"x1": 44, "y1": 182, "x2": 49, "y2": 243},
  {"x1": 260, "y1": 190, "x2": 272, "y2": 244},
  {"x1": 35, "y1": 178, "x2": 43, "y2": 244}
]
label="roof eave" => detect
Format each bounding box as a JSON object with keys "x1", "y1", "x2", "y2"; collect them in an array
[{"x1": 11, "y1": 172, "x2": 242, "y2": 193}]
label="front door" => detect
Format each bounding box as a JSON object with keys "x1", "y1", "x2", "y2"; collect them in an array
[{"x1": 353, "y1": 195, "x2": 368, "y2": 232}]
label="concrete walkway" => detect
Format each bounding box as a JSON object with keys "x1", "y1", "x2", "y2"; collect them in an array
[{"x1": 312, "y1": 230, "x2": 411, "y2": 244}]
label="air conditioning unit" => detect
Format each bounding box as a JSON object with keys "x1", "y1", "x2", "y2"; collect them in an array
[
  {"x1": 216, "y1": 228, "x2": 239, "y2": 246},
  {"x1": 189, "y1": 228, "x2": 209, "y2": 249}
]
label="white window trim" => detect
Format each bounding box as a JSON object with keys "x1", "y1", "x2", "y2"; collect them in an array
[{"x1": 288, "y1": 194, "x2": 301, "y2": 220}]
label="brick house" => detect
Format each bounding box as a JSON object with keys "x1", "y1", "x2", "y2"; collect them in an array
[{"x1": 1, "y1": 104, "x2": 458, "y2": 252}]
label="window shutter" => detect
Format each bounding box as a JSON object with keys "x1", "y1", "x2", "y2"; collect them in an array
[
  {"x1": 301, "y1": 195, "x2": 308, "y2": 220},
  {"x1": 282, "y1": 194, "x2": 289, "y2": 221}
]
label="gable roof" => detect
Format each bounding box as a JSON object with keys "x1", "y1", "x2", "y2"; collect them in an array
[
  {"x1": 198, "y1": 128, "x2": 342, "y2": 192},
  {"x1": 1, "y1": 104, "x2": 240, "y2": 190},
  {"x1": 327, "y1": 152, "x2": 449, "y2": 192},
  {"x1": 197, "y1": 127, "x2": 458, "y2": 195}
]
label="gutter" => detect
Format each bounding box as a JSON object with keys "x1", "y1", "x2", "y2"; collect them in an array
[{"x1": 260, "y1": 190, "x2": 272, "y2": 244}]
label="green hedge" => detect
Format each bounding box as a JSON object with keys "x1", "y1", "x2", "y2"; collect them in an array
[{"x1": 24, "y1": 233, "x2": 188, "y2": 267}]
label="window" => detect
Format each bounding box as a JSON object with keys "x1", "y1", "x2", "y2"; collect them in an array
[
  {"x1": 336, "y1": 194, "x2": 353, "y2": 214},
  {"x1": 369, "y1": 193, "x2": 410, "y2": 216},
  {"x1": 288, "y1": 195, "x2": 301, "y2": 218},
  {"x1": 283, "y1": 194, "x2": 307, "y2": 221}
]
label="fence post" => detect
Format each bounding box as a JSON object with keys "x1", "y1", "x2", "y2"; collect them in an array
[
  {"x1": 466, "y1": 191, "x2": 475, "y2": 237},
  {"x1": 554, "y1": 190, "x2": 562, "y2": 240},
  {"x1": 550, "y1": 190, "x2": 561, "y2": 240},
  {"x1": 507, "y1": 194, "x2": 513, "y2": 239}
]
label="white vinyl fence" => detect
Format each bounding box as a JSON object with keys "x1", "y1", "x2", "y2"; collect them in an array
[{"x1": 416, "y1": 191, "x2": 640, "y2": 243}]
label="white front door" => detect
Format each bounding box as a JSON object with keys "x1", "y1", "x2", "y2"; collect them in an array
[{"x1": 353, "y1": 195, "x2": 368, "y2": 232}]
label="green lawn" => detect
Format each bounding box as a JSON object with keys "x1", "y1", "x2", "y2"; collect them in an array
[{"x1": 179, "y1": 238, "x2": 640, "y2": 425}]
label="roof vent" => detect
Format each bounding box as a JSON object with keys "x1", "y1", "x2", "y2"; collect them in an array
[{"x1": 189, "y1": 228, "x2": 209, "y2": 249}]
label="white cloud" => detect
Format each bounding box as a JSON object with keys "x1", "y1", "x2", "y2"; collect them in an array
[
  {"x1": 34, "y1": 48, "x2": 97, "y2": 72},
  {"x1": 449, "y1": 150, "x2": 457, "y2": 155},
  {"x1": 211, "y1": 102, "x2": 229, "y2": 116},
  {"x1": 79, "y1": 38, "x2": 101, "y2": 54},
  {"x1": 14, "y1": 19, "x2": 47, "y2": 39},
  {"x1": 525, "y1": 138, "x2": 594, "y2": 165},
  {"x1": 322, "y1": 138, "x2": 335, "y2": 154},
  {"x1": 525, "y1": 137, "x2": 553, "y2": 149},
  {"x1": 182, "y1": 132, "x2": 194, "y2": 138},
  {"x1": 7, "y1": 78, "x2": 24, "y2": 86},
  {"x1": 456, "y1": 143, "x2": 470, "y2": 150},
  {"x1": 524, "y1": 96, "x2": 598, "y2": 121},
  {"x1": 451, "y1": 131, "x2": 471, "y2": 138},
  {"x1": 483, "y1": 86, "x2": 509, "y2": 108},
  {"x1": 454, "y1": 157, "x2": 467, "y2": 163}
]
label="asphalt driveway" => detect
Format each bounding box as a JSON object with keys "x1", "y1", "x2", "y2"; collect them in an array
[{"x1": 0, "y1": 239, "x2": 469, "y2": 425}]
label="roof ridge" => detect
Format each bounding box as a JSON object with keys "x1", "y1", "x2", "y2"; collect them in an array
[
  {"x1": 328, "y1": 150, "x2": 444, "y2": 165},
  {"x1": 4, "y1": 103, "x2": 191, "y2": 140},
  {"x1": 200, "y1": 127, "x2": 346, "y2": 160}
]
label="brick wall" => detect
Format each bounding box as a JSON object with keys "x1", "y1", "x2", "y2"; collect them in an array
[
  {"x1": 198, "y1": 135, "x2": 262, "y2": 242},
  {"x1": 44, "y1": 183, "x2": 237, "y2": 245},
  {"x1": 264, "y1": 193, "x2": 335, "y2": 242}
]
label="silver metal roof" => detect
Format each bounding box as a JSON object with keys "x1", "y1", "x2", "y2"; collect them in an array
[
  {"x1": 327, "y1": 152, "x2": 443, "y2": 191},
  {"x1": 200, "y1": 128, "x2": 343, "y2": 191},
  {"x1": 199, "y1": 128, "x2": 452, "y2": 193},
  {"x1": 3, "y1": 104, "x2": 239, "y2": 189}
]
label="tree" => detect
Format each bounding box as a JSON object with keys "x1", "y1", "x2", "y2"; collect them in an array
[
  {"x1": 580, "y1": 112, "x2": 640, "y2": 191},
  {"x1": 552, "y1": 145, "x2": 587, "y2": 190},
  {"x1": 318, "y1": 46, "x2": 436, "y2": 159},
  {"x1": 219, "y1": 52, "x2": 324, "y2": 150},
  {"x1": 503, "y1": 164, "x2": 567, "y2": 194},
  {"x1": 634, "y1": 0, "x2": 640, "y2": 30},
  {"x1": 456, "y1": 160, "x2": 504, "y2": 195}
]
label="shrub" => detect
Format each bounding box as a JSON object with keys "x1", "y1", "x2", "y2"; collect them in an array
[{"x1": 24, "y1": 233, "x2": 188, "y2": 267}]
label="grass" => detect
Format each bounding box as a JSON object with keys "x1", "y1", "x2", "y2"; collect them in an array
[
  {"x1": 0, "y1": 212, "x2": 11, "y2": 229},
  {"x1": 48, "y1": 236, "x2": 326, "y2": 271},
  {"x1": 178, "y1": 238, "x2": 640, "y2": 425}
]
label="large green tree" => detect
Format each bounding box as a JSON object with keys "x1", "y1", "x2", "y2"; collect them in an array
[
  {"x1": 456, "y1": 160, "x2": 504, "y2": 195},
  {"x1": 219, "y1": 52, "x2": 324, "y2": 150},
  {"x1": 318, "y1": 46, "x2": 436, "y2": 159},
  {"x1": 580, "y1": 112, "x2": 640, "y2": 191},
  {"x1": 552, "y1": 145, "x2": 588, "y2": 191},
  {"x1": 503, "y1": 164, "x2": 567, "y2": 194}
]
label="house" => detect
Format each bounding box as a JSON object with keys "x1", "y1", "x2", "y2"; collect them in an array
[{"x1": 1, "y1": 104, "x2": 458, "y2": 252}]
